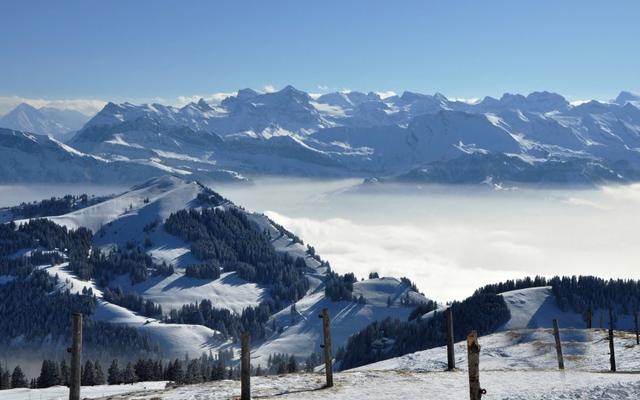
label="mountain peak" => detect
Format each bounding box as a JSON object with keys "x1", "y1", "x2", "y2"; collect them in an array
[
  {"x1": 13, "y1": 102, "x2": 39, "y2": 112},
  {"x1": 614, "y1": 91, "x2": 640, "y2": 105}
]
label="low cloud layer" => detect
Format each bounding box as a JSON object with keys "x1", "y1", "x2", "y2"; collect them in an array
[
  {"x1": 218, "y1": 179, "x2": 640, "y2": 302},
  {"x1": 0, "y1": 95, "x2": 107, "y2": 116}
]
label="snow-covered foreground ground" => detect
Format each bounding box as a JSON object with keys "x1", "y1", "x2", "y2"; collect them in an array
[
  {"x1": 41, "y1": 371, "x2": 637, "y2": 400},
  {"x1": 2, "y1": 382, "x2": 168, "y2": 400},
  {"x1": 10, "y1": 328, "x2": 639, "y2": 400},
  {"x1": 359, "y1": 328, "x2": 640, "y2": 372}
]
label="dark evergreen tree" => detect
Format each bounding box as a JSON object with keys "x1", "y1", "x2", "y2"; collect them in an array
[
  {"x1": 123, "y1": 363, "x2": 137, "y2": 384},
  {"x1": 37, "y1": 360, "x2": 60, "y2": 388},
  {"x1": 11, "y1": 366, "x2": 28, "y2": 388},
  {"x1": 0, "y1": 367, "x2": 10, "y2": 389},
  {"x1": 108, "y1": 360, "x2": 122, "y2": 385},
  {"x1": 60, "y1": 360, "x2": 70, "y2": 387},
  {"x1": 81, "y1": 360, "x2": 95, "y2": 386},
  {"x1": 0, "y1": 365, "x2": 11, "y2": 390},
  {"x1": 94, "y1": 361, "x2": 106, "y2": 385},
  {"x1": 286, "y1": 355, "x2": 298, "y2": 373}
]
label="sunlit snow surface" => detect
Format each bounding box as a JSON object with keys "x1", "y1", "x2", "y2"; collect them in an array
[
  {"x1": 2, "y1": 382, "x2": 167, "y2": 400},
  {"x1": 13, "y1": 370, "x2": 638, "y2": 400}
]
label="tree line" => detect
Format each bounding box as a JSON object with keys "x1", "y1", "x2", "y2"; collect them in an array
[
  {"x1": 0, "y1": 349, "x2": 324, "y2": 391},
  {"x1": 4, "y1": 193, "x2": 110, "y2": 220},
  {"x1": 338, "y1": 292, "x2": 509, "y2": 370},
  {"x1": 164, "y1": 207, "x2": 309, "y2": 305}
]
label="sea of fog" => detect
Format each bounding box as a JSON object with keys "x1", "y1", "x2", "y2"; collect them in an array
[
  {"x1": 2, "y1": 178, "x2": 640, "y2": 302},
  {"x1": 214, "y1": 178, "x2": 640, "y2": 302}
]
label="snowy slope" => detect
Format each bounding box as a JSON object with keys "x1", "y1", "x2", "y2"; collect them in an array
[
  {"x1": 76, "y1": 370, "x2": 640, "y2": 400},
  {"x1": 0, "y1": 128, "x2": 187, "y2": 184},
  {"x1": 357, "y1": 328, "x2": 640, "y2": 372},
  {"x1": 42, "y1": 261, "x2": 226, "y2": 359},
  {"x1": 3, "y1": 381, "x2": 168, "y2": 400},
  {"x1": 500, "y1": 286, "x2": 638, "y2": 331},
  {"x1": 251, "y1": 277, "x2": 423, "y2": 363},
  {"x1": 11, "y1": 176, "x2": 429, "y2": 363}
]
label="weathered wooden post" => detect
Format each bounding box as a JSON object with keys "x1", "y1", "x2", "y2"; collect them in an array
[
  {"x1": 445, "y1": 307, "x2": 455, "y2": 370},
  {"x1": 586, "y1": 307, "x2": 592, "y2": 329},
  {"x1": 467, "y1": 330, "x2": 485, "y2": 400},
  {"x1": 69, "y1": 313, "x2": 82, "y2": 400},
  {"x1": 608, "y1": 308, "x2": 616, "y2": 372},
  {"x1": 552, "y1": 319, "x2": 564, "y2": 370},
  {"x1": 319, "y1": 308, "x2": 333, "y2": 388},
  {"x1": 635, "y1": 311, "x2": 639, "y2": 345},
  {"x1": 240, "y1": 332, "x2": 251, "y2": 400}
]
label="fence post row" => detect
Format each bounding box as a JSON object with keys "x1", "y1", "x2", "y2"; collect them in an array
[
  {"x1": 552, "y1": 319, "x2": 564, "y2": 370},
  {"x1": 608, "y1": 308, "x2": 616, "y2": 372},
  {"x1": 446, "y1": 307, "x2": 455, "y2": 370},
  {"x1": 69, "y1": 313, "x2": 82, "y2": 400},
  {"x1": 240, "y1": 332, "x2": 251, "y2": 400},
  {"x1": 467, "y1": 330, "x2": 485, "y2": 400},
  {"x1": 319, "y1": 308, "x2": 334, "y2": 388}
]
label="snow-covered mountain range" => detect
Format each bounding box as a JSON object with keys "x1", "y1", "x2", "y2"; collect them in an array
[
  {"x1": 2, "y1": 87, "x2": 640, "y2": 184},
  {"x1": 0, "y1": 103, "x2": 90, "y2": 142}
]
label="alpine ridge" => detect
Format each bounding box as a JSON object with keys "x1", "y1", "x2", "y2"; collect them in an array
[{"x1": 2, "y1": 87, "x2": 640, "y2": 185}]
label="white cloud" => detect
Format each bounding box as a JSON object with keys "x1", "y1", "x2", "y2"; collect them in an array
[
  {"x1": 375, "y1": 91, "x2": 397, "y2": 99},
  {"x1": 214, "y1": 178, "x2": 640, "y2": 303},
  {"x1": 450, "y1": 97, "x2": 481, "y2": 104},
  {"x1": 0, "y1": 96, "x2": 107, "y2": 116},
  {"x1": 264, "y1": 210, "x2": 530, "y2": 302},
  {"x1": 263, "y1": 84, "x2": 277, "y2": 93},
  {"x1": 175, "y1": 92, "x2": 236, "y2": 108},
  {"x1": 317, "y1": 85, "x2": 329, "y2": 91}
]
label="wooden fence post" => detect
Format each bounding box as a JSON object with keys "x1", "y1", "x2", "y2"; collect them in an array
[
  {"x1": 446, "y1": 307, "x2": 455, "y2": 370},
  {"x1": 552, "y1": 319, "x2": 564, "y2": 370},
  {"x1": 319, "y1": 308, "x2": 333, "y2": 388},
  {"x1": 635, "y1": 311, "x2": 639, "y2": 346},
  {"x1": 467, "y1": 331, "x2": 485, "y2": 400},
  {"x1": 69, "y1": 313, "x2": 82, "y2": 400},
  {"x1": 586, "y1": 307, "x2": 592, "y2": 329},
  {"x1": 608, "y1": 308, "x2": 616, "y2": 372},
  {"x1": 240, "y1": 332, "x2": 251, "y2": 400}
]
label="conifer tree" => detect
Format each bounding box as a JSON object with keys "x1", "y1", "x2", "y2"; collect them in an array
[
  {"x1": 286, "y1": 355, "x2": 298, "y2": 373},
  {"x1": 81, "y1": 360, "x2": 95, "y2": 386},
  {"x1": 94, "y1": 361, "x2": 106, "y2": 385},
  {"x1": 108, "y1": 360, "x2": 121, "y2": 384},
  {"x1": 60, "y1": 359, "x2": 70, "y2": 387},
  {"x1": 123, "y1": 363, "x2": 137, "y2": 384},
  {"x1": 0, "y1": 367, "x2": 10, "y2": 389},
  {"x1": 37, "y1": 360, "x2": 60, "y2": 388},
  {"x1": 11, "y1": 366, "x2": 28, "y2": 388}
]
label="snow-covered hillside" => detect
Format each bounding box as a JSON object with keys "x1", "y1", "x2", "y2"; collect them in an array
[
  {"x1": 500, "y1": 286, "x2": 639, "y2": 331},
  {"x1": 0, "y1": 128, "x2": 226, "y2": 184},
  {"x1": 9, "y1": 175, "x2": 428, "y2": 362},
  {"x1": 358, "y1": 327, "x2": 639, "y2": 372},
  {"x1": 8, "y1": 324, "x2": 640, "y2": 400}
]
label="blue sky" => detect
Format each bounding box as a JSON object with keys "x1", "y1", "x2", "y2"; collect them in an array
[{"x1": 1, "y1": 0, "x2": 639, "y2": 114}]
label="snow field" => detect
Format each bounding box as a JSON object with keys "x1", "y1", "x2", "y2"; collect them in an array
[
  {"x1": 71, "y1": 371, "x2": 640, "y2": 400},
  {"x1": 2, "y1": 381, "x2": 168, "y2": 400}
]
